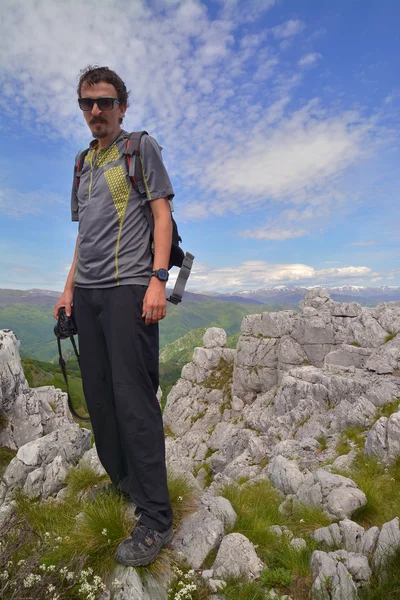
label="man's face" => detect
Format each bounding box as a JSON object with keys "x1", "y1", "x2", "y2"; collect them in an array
[{"x1": 80, "y1": 81, "x2": 126, "y2": 140}]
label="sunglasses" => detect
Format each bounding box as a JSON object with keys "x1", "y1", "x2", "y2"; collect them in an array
[{"x1": 78, "y1": 97, "x2": 121, "y2": 111}]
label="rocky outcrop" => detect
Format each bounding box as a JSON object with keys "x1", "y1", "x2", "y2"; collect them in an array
[
  {"x1": 0, "y1": 330, "x2": 74, "y2": 450},
  {"x1": 2, "y1": 289, "x2": 400, "y2": 600},
  {"x1": 0, "y1": 424, "x2": 91, "y2": 508},
  {"x1": 365, "y1": 411, "x2": 400, "y2": 462},
  {"x1": 162, "y1": 291, "x2": 400, "y2": 598}
]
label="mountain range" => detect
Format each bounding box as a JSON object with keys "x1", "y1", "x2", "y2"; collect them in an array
[{"x1": 1, "y1": 286, "x2": 399, "y2": 362}]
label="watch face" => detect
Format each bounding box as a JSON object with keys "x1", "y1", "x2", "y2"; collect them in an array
[{"x1": 157, "y1": 269, "x2": 169, "y2": 281}]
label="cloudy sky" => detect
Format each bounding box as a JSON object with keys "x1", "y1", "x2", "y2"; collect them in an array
[{"x1": 0, "y1": 0, "x2": 399, "y2": 293}]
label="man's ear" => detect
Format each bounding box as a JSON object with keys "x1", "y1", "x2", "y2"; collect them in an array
[{"x1": 119, "y1": 103, "x2": 127, "y2": 120}]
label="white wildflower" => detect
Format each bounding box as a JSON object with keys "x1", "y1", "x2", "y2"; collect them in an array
[
  {"x1": 0, "y1": 571, "x2": 9, "y2": 581},
  {"x1": 178, "y1": 496, "x2": 183, "y2": 501},
  {"x1": 47, "y1": 565, "x2": 56, "y2": 572},
  {"x1": 17, "y1": 559, "x2": 26, "y2": 567},
  {"x1": 101, "y1": 528, "x2": 108, "y2": 535},
  {"x1": 44, "y1": 532, "x2": 51, "y2": 538},
  {"x1": 47, "y1": 584, "x2": 56, "y2": 593}
]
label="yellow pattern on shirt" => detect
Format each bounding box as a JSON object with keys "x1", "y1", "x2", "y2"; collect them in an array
[
  {"x1": 96, "y1": 143, "x2": 120, "y2": 167},
  {"x1": 104, "y1": 165, "x2": 130, "y2": 222}
]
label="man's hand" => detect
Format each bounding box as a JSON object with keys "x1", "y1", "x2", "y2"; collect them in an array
[
  {"x1": 53, "y1": 289, "x2": 74, "y2": 319},
  {"x1": 142, "y1": 278, "x2": 167, "y2": 325}
]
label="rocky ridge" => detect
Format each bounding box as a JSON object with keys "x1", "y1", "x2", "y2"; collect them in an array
[{"x1": 0, "y1": 290, "x2": 400, "y2": 599}]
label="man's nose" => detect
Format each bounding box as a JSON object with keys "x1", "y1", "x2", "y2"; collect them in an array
[{"x1": 91, "y1": 102, "x2": 102, "y2": 116}]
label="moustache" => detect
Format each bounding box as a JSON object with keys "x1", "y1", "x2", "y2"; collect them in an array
[{"x1": 90, "y1": 118, "x2": 107, "y2": 124}]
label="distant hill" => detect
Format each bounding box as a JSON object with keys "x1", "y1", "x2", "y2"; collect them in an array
[{"x1": 0, "y1": 288, "x2": 275, "y2": 361}]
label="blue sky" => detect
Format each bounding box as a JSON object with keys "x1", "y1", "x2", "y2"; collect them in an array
[{"x1": 0, "y1": 0, "x2": 399, "y2": 293}]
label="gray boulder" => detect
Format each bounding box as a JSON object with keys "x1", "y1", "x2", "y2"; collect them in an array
[
  {"x1": 267, "y1": 456, "x2": 305, "y2": 495},
  {"x1": 203, "y1": 328, "x2": 227, "y2": 349},
  {"x1": 311, "y1": 550, "x2": 358, "y2": 599},
  {"x1": 212, "y1": 533, "x2": 265, "y2": 580},
  {"x1": 365, "y1": 412, "x2": 400, "y2": 462},
  {"x1": 372, "y1": 517, "x2": 400, "y2": 569},
  {"x1": 0, "y1": 424, "x2": 91, "y2": 506}
]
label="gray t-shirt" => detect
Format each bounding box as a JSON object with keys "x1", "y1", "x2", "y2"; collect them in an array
[{"x1": 71, "y1": 130, "x2": 174, "y2": 288}]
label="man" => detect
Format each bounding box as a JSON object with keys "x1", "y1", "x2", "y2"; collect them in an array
[{"x1": 54, "y1": 65, "x2": 174, "y2": 567}]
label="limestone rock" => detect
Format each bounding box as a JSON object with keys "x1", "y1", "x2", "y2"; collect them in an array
[
  {"x1": 372, "y1": 517, "x2": 400, "y2": 569},
  {"x1": 339, "y1": 519, "x2": 365, "y2": 553},
  {"x1": 310, "y1": 550, "x2": 358, "y2": 600},
  {"x1": 290, "y1": 537, "x2": 306, "y2": 551},
  {"x1": 172, "y1": 506, "x2": 224, "y2": 568},
  {"x1": 361, "y1": 526, "x2": 380, "y2": 558},
  {"x1": 324, "y1": 344, "x2": 371, "y2": 369},
  {"x1": 365, "y1": 412, "x2": 400, "y2": 462},
  {"x1": 111, "y1": 566, "x2": 167, "y2": 600},
  {"x1": 1, "y1": 424, "x2": 91, "y2": 506},
  {"x1": 347, "y1": 310, "x2": 388, "y2": 348},
  {"x1": 212, "y1": 533, "x2": 264, "y2": 581},
  {"x1": 79, "y1": 446, "x2": 107, "y2": 477},
  {"x1": 313, "y1": 524, "x2": 342, "y2": 548},
  {"x1": 268, "y1": 456, "x2": 305, "y2": 495},
  {"x1": 297, "y1": 470, "x2": 367, "y2": 520},
  {"x1": 203, "y1": 328, "x2": 227, "y2": 349}
]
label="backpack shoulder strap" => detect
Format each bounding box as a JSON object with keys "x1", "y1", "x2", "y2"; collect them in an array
[
  {"x1": 123, "y1": 131, "x2": 148, "y2": 195},
  {"x1": 75, "y1": 147, "x2": 90, "y2": 188}
]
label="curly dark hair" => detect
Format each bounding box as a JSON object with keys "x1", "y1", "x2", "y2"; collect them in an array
[{"x1": 77, "y1": 65, "x2": 130, "y2": 123}]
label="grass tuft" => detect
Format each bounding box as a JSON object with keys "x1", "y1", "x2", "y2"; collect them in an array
[
  {"x1": 0, "y1": 411, "x2": 8, "y2": 430},
  {"x1": 0, "y1": 446, "x2": 17, "y2": 476},
  {"x1": 340, "y1": 454, "x2": 400, "y2": 528},
  {"x1": 167, "y1": 471, "x2": 200, "y2": 528},
  {"x1": 220, "y1": 480, "x2": 324, "y2": 598},
  {"x1": 64, "y1": 463, "x2": 110, "y2": 497},
  {"x1": 384, "y1": 332, "x2": 398, "y2": 343}
]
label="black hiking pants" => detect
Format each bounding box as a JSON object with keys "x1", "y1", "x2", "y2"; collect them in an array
[{"x1": 73, "y1": 285, "x2": 173, "y2": 533}]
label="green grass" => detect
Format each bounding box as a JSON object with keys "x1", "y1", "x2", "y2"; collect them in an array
[
  {"x1": 340, "y1": 454, "x2": 400, "y2": 528},
  {"x1": 220, "y1": 480, "x2": 327, "y2": 598},
  {"x1": 0, "y1": 411, "x2": 8, "y2": 430},
  {"x1": 223, "y1": 578, "x2": 270, "y2": 600},
  {"x1": 0, "y1": 446, "x2": 17, "y2": 477},
  {"x1": 64, "y1": 464, "x2": 110, "y2": 496},
  {"x1": 376, "y1": 398, "x2": 400, "y2": 420},
  {"x1": 334, "y1": 427, "x2": 366, "y2": 457},
  {"x1": 193, "y1": 462, "x2": 214, "y2": 488},
  {"x1": 360, "y1": 549, "x2": 400, "y2": 599},
  {"x1": 384, "y1": 332, "x2": 398, "y2": 343},
  {"x1": 7, "y1": 464, "x2": 200, "y2": 587},
  {"x1": 316, "y1": 436, "x2": 328, "y2": 451},
  {"x1": 199, "y1": 357, "x2": 234, "y2": 395},
  {"x1": 167, "y1": 471, "x2": 200, "y2": 528}
]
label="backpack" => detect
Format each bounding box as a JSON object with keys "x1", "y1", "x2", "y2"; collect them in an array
[{"x1": 75, "y1": 131, "x2": 194, "y2": 305}]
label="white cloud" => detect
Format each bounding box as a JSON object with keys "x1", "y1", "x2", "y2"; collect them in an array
[
  {"x1": 179, "y1": 260, "x2": 376, "y2": 292},
  {"x1": 241, "y1": 226, "x2": 308, "y2": 240},
  {"x1": 271, "y1": 19, "x2": 305, "y2": 39},
  {"x1": 298, "y1": 52, "x2": 322, "y2": 68},
  {"x1": 0, "y1": 0, "x2": 387, "y2": 230}
]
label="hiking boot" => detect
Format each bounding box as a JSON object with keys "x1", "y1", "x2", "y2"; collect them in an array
[
  {"x1": 115, "y1": 523, "x2": 174, "y2": 566},
  {"x1": 87, "y1": 483, "x2": 131, "y2": 503}
]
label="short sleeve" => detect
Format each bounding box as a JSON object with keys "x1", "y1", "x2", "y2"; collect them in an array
[
  {"x1": 140, "y1": 135, "x2": 175, "y2": 202},
  {"x1": 71, "y1": 155, "x2": 79, "y2": 222}
]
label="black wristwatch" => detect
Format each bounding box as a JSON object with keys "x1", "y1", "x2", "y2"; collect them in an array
[{"x1": 151, "y1": 268, "x2": 169, "y2": 282}]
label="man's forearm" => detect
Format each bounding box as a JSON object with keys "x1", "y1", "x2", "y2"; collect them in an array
[
  {"x1": 65, "y1": 235, "x2": 79, "y2": 291},
  {"x1": 152, "y1": 210, "x2": 172, "y2": 272}
]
